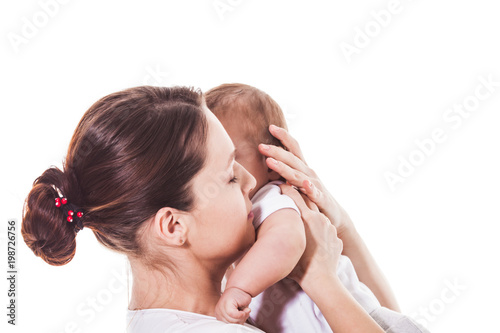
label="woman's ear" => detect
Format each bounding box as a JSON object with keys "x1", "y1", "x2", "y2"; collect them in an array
[{"x1": 153, "y1": 207, "x2": 189, "y2": 246}]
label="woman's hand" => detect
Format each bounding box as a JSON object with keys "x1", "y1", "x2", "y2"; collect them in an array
[
  {"x1": 280, "y1": 184, "x2": 384, "y2": 333},
  {"x1": 279, "y1": 184, "x2": 343, "y2": 288},
  {"x1": 267, "y1": 125, "x2": 401, "y2": 312},
  {"x1": 259, "y1": 125, "x2": 354, "y2": 238}
]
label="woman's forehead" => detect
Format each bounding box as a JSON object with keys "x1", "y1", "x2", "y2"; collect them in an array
[{"x1": 205, "y1": 109, "x2": 235, "y2": 169}]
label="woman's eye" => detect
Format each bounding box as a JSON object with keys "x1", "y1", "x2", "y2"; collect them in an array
[{"x1": 229, "y1": 176, "x2": 238, "y2": 184}]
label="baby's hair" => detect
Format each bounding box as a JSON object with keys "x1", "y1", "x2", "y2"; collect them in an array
[
  {"x1": 22, "y1": 86, "x2": 208, "y2": 266},
  {"x1": 204, "y1": 83, "x2": 288, "y2": 149}
]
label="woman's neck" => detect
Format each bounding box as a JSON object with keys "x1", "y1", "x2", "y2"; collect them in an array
[{"x1": 128, "y1": 256, "x2": 226, "y2": 317}]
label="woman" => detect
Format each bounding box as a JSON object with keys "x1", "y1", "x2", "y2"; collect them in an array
[{"x1": 21, "y1": 86, "x2": 392, "y2": 332}]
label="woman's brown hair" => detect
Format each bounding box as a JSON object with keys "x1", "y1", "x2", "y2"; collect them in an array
[{"x1": 22, "y1": 86, "x2": 208, "y2": 266}]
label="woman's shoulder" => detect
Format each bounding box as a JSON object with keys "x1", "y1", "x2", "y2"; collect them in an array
[{"x1": 126, "y1": 308, "x2": 265, "y2": 333}]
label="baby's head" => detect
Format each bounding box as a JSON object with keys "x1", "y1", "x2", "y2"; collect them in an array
[{"x1": 205, "y1": 83, "x2": 287, "y2": 198}]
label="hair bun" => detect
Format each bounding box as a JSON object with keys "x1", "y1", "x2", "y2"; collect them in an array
[{"x1": 22, "y1": 167, "x2": 77, "y2": 266}]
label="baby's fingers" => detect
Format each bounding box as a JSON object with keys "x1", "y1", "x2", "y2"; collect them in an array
[{"x1": 226, "y1": 306, "x2": 251, "y2": 324}]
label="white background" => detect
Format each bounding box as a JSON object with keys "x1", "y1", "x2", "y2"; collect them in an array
[{"x1": 1, "y1": 0, "x2": 499, "y2": 332}]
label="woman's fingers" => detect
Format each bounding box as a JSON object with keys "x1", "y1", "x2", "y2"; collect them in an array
[
  {"x1": 268, "y1": 124, "x2": 307, "y2": 163},
  {"x1": 259, "y1": 143, "x2": 309, "y2": 175},
  {"x1": 259, "y1": 125, "x2": 328, "y2": 208},
  {"x1": 299, "y1": 191, "x2": 319, "y2": 212},
  {"x1": 299, "y1": 179, "x2": 322, "y2": 204},
  {"x1": 283, "y1": 182, "x2": 343, "y2": 286},
  {"x1": 279, "y1": 184, "x2": 311, "y2": 217},
  {"x1": 266, "y1": 157, "x2": 321, "y2": 201},
  {"x1": 263, "y1": 154, "x2": 305, "y2": 185}
]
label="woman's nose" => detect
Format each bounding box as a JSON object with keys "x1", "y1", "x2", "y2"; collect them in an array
[{"x1": 241, "y1": 164, "x2": 256, "y2": 195}]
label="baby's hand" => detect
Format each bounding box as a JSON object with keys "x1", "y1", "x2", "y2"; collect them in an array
[{"x1": 215, "y1": 287, "x2": 252, "y2": 325}]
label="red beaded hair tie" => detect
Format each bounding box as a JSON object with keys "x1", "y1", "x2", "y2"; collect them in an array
[{"x1": 54, "y1": 197, "x2": 85, "y2": 232}]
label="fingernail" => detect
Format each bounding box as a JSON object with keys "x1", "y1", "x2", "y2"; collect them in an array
[
  {"x1": 270, "y1": 124, "x2": 280, "y2": 132},
  {"x1": 269, "y1": 157, "x2": 278, "y2": 165},
  {"x1": 260, "y1": 144, "x2": 270, "y2": 151}
]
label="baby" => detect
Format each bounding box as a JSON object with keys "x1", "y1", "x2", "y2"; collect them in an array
[{"x1": 205, "y1": 84, "x2": 429, "y2": 333}]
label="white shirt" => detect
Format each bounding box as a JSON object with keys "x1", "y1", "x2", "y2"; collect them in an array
[
  {"x1": 126, "y1": 308, "x2": 265, "y2": 333},
  {"x1": 248, "y1": 181, "x2": 381, "y2": 333}
]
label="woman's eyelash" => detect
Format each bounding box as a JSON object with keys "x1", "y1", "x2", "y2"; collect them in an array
[{"x1": 229, "y1": 176, "x2": 238, "y2": 183}]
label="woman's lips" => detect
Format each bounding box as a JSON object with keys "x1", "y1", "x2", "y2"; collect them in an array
[{"x1": 248, "y1": 211, "x2": 254, "y2": 220}]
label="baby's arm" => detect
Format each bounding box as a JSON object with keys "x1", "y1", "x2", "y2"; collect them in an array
[{"x1": 215, "y1": 208, "x2": 306, "y2": 323}]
